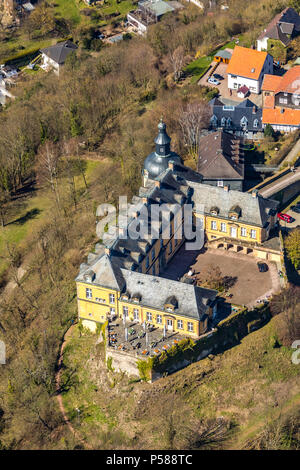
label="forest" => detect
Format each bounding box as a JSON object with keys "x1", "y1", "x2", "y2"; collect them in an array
[{"x1": 0, "y1": 0, "x2": 299, "y2": 450}]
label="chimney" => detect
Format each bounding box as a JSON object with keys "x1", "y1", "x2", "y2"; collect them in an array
[
  {"x1": 155, "y1": 180, "x2": 161, "y2": 188},
  {"x1": 168, "y1": 160, "x2": 174, "y2": 170},
  {"x1": 224, "y1": 185, "x2": 229, "y2": 192},
  {"x1": 252, "y1": 189, "x2": 258, "y2": 198}
]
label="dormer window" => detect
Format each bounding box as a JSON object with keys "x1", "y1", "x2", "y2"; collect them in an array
[
  {"x1": 221, "y1": 117, "x2": 226, "y2": 127},
  {"x1": 164, "y1": 296, "x2": 178, "y2": 311},
  {"x1": 210, "y1": 206, "x2": 220, "y2": 215},
  {"x1": 240, "y1": 116, "x2": 248, "y2": 129},
  {"x1": 229, "y1": 205, "x2": 241, "y2": 219},
  {"x1": 210, "y1": 115, "x2": 218, "y2": 128}
]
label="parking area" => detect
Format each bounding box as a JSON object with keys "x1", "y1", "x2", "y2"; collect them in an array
[
  {"x1": 279, "y1": 195, "x2": 300, "y2": 229},
  {"x1": 198, "y1": 59, "x2": 262, "y2": 107},
  {"x1": 162, "y1": 245, "x2": 281, "y2": 308}
]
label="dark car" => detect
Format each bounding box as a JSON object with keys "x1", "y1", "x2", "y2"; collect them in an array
[
  {"x1": 257, "y1": 262, "x2": 268, "y2": 272},
  {"x1": 291, "y1": 205, "x2": 300, "y2": 214},
  {"x1": 213, "y1": 73, "x2": 224, "y2": 80}
]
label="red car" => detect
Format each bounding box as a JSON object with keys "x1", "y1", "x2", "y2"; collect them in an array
[{"x1": 277, "y1": 212, "x2": 293, "y2": 223}]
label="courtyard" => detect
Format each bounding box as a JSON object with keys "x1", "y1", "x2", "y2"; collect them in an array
[{"x1": 161, "y1": 245, "x2": 281, "y2": 308}]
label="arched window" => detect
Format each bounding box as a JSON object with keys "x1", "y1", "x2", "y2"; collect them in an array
[
  {"x1": 210, "y1": 115, "x2": 218, "y2": 128},
  {"x1": 253, "y1": 119, "x2": 259, "y2": 128},
  {"x1": 221, "y1": 117, "x2": 226, "y2": 127},
  {"x1": 226, "y1": 117, "x2": 232, "y2": 128}
]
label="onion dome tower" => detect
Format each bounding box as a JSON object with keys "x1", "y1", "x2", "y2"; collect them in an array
[{"x1": 143, "y1": 119, "x2": 182, "y2": 182}]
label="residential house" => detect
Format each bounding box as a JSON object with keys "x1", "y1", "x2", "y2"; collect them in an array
[
  {"x1": 226, "y1": 46, "x2": 273, "y2": 94},
  {"x1": 40, "y1": 40, "x2": 78, "y2": 75},
  {"x1": 197, "y1": 130, "x2": 244, "y2": 191},
  {"x1": 256, "y1": 7, "x2": 300, "y2": 63},
  {"x1": 209, "y1": 97, "x2": 263, "y2": 139},
  {"x1": 262, "y1": 66, "x2": 300, "y2": 132},
  {"x1": 76, "y1": 119, "x2": 280, "y2": 334},
  {"x1": 127, "y1": 0, "x2": 181, "y2": 35}
]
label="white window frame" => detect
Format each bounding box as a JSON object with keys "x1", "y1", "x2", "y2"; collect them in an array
[
  {"x1": 241, "y1": 227, "x2": 247, "y2": 237},
  {"x1": 146, "y1": 312, "x2": 152, "y2": 322},
  {"x1": 109, "y1": 293, "x2": 115, "y2": 304},
  {"x1": 123, "y1": 306, "x2": 128, "y2": 316},
  {"x1": 220, "y1": 222, "x2": 226, "y2": 232},
  {"x1": 177, "y1": 319, "x2": 183, "y2": 329},
  {"x1": 187, "y1": 322, "x2": 194, "y2": 332},
  {"x1": 86, "y1": 288, "x2": 92, "y2": 299},
  {"x1": 211, "y1": 220, "x2": 217, "y2": 230},
  {"x1": 217, "y1": 180, "x2": 224, "y2": 187},
  {"x1": 250, "y1": 229, "x2": 257, "y2": 239},
  {"x1": 156, "y1": 314, "x2": 162, "y2": 324},
  {"x1": 133, "y1": 309, "x2": 139, "y2": 321}
]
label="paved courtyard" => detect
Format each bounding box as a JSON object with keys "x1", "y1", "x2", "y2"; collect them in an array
[{"x1": 161, "y1": 245, "x2": 281, "y2": 308}]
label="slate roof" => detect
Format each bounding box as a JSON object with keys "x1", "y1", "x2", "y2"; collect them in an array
[
  {"x1": 197, "y1": 131, "x2": 244, "y2": 181},
  {"x1": 40, "y1": 40, "x2": 78, "y2": 65},
  {"x1": 76, "y1": 254, "x2": 125, "y2": 291},
  {"x1": 226, "y1": 46, "x2": 269, "y2": 80},
  {"x1": 189, "y1": 182, "x2": 279, "y2": 228},
  {"x1": 210, "y1": 97, "x2": 263, "y2": 132},
  {"x1": 120, "y1": 269, "x2": 217, "y2": 320},
  {"x1": 257, "y1": 7, "x2": 300, "y2": 46}
]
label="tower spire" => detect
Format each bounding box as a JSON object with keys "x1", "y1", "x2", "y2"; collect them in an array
[{"x1": 154, "y1": 118, "x2": 171, "y2": 157}]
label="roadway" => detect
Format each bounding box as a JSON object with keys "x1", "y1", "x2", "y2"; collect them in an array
[{"x1": 258, "y1": 168, "x2": 300, "y2": 199}]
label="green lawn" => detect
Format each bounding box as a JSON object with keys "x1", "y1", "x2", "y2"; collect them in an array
[
  {"x1": 51, "y1": 0, "x2": 84, "y2": 25},
  {"x1": 185, "y1": 40, "x2": 236, "y2": 83}
]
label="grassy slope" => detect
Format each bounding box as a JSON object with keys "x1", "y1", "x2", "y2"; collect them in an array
[
  {"x1": 60, "y1": 315, "x2": 300, "y2": 449},
  {"x1": 0, "y1": 159, "x2": 101, "y2": 277}
]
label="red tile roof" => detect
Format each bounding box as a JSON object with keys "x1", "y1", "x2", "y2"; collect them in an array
[
  {"x1": 262, "y1": 74, "x2": 282, "y2": 92},
  {"x1": 274, "y1": 66, "x2": 300, "y2": 94},
  {"x1": 226, "y1": 46, "x2": 269, "y2": 80},
  {"x1": 262, "y1": 107, "x2": 300, "y2": 126}
]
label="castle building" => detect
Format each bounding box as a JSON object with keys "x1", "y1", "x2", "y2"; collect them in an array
[{"x1": 76, "y1": 120, "x2": 280, "y2": 334}]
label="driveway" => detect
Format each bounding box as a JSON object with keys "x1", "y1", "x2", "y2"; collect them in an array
[
  {"x1": 198, "y1": 59, "x2": 262, "y2": 107},
  {"x1": 161, "y1": 245, "x2": 280, "y2": 308}
]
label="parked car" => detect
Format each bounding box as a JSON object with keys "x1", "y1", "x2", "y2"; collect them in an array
[
  {"x1": 208, "y1": 77, "x2": 220, "y2": 85},
  {"x1": 291, "y1": 205, "x2": 300, "y2": 214},
  {"x1": 257, "y1": 262, "x2": 268, "y2": 272},
  {"x1": 213, "y1": 73, "x2": 223, "y2": 80},
  {"x1": 277, "y1": 212, "x2": 293, "y2": 223}
]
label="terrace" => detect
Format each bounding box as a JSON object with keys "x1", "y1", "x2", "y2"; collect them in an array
[{"x1": 107, "y1": 317, "x2": 194, "y2": 358}]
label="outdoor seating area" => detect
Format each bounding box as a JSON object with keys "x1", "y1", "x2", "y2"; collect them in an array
[{"x1": 107, "y1": 317, "x2": 189, "y2": 357}]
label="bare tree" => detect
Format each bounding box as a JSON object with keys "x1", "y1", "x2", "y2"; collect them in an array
[
  {"x1": 168, "y1": 46, "x2": 185, "y2": 82},
  {"x1": 179, "y1": 101, "x2": 211, "y2": 160},
  {"x1": 37, "y1": 143, "x2": 61, "y2": 208}
]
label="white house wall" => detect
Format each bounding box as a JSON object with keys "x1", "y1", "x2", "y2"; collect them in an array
[{"x1": 257, "y1": 37, "x2": 268, "y2": 51}]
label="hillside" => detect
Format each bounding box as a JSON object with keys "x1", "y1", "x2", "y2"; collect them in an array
[{"x1": 0, "y1": 0, "x2": 299, "y2": 451}]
